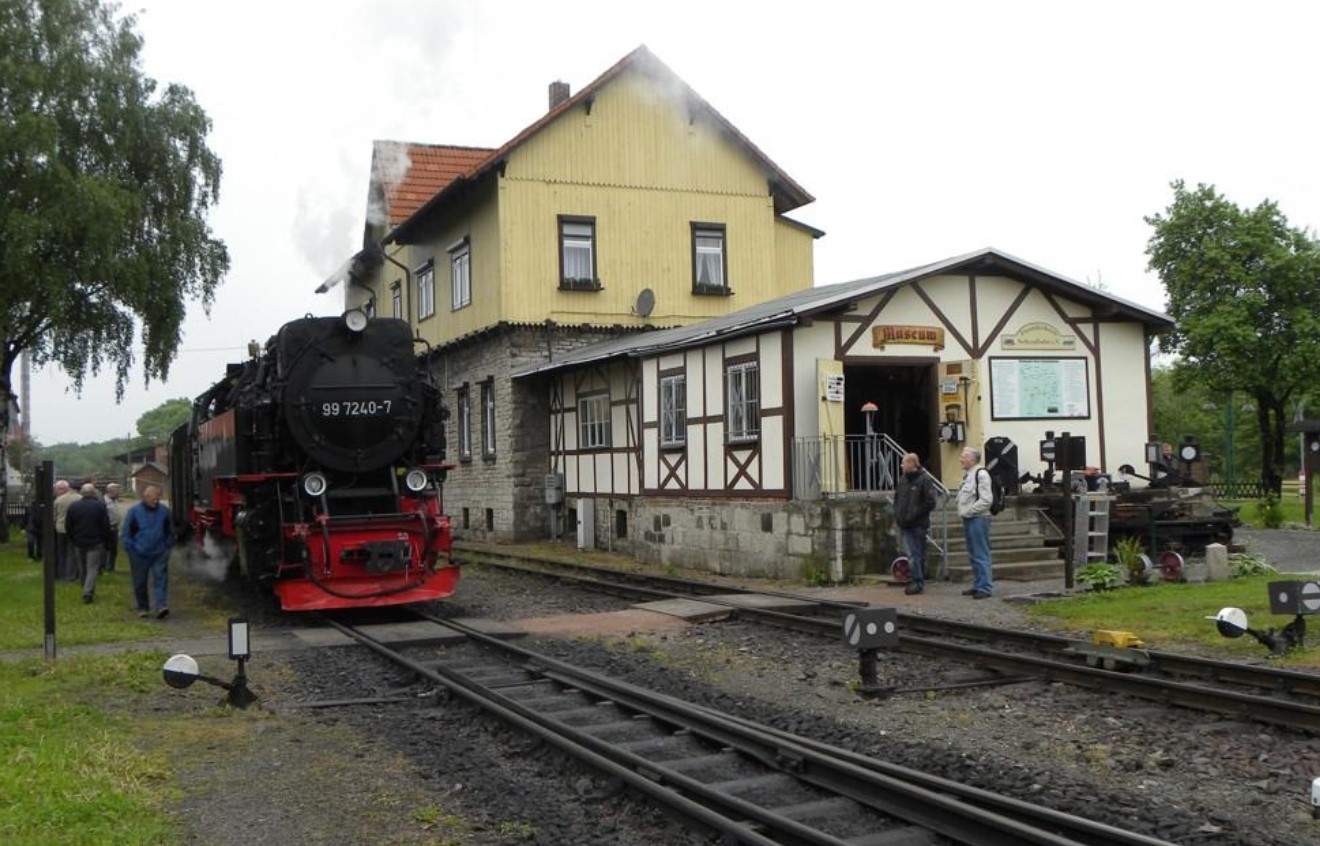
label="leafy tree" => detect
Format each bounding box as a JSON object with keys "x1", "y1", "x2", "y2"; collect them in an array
[
  {"x1": 0, "y1": 0, "x2": 228, "y2": 532},
  {"x1": 1146, "y1": 181, "x2": 1320, "y2": 495},
  {"x1": 1150, "y1": 366, "x2": 1260, "y2": 484},
  {"x1": 135, "y1": 397, "x2": 192, "y2": 444}
]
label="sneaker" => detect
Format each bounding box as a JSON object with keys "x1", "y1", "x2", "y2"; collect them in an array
[
  {"x1": 972, "y1": 591, "x2": 992, "y2": 600},
  {"x1": 156, "y1": 608, "x2": 170, "y2": 620},
  {"x1": 961, "y1": 588, "x2": 977, "y2": 596},
  {"x1": 904, "y1": 583, "x2": 924, "y2": 595},
  {"x1": 137, "y1": 610, "x2": 150, "y2": 618}
]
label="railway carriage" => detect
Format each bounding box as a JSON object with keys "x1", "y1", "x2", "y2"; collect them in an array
[{"x1": 169, "y1": 312, "x2": 457, "y2": 610}]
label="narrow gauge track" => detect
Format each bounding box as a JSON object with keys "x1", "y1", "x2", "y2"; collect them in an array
[
  {"x1": 457, "y1": 546, "x2": 1320, "y2": 733},
  {"x1": 319, "y1": 612, "x2": 1177, "y2": 846}
]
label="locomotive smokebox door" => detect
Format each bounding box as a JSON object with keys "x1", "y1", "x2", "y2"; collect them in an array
[
  {"x1": 1268, "y1": 580, "x2": 1320, "y2": 616},
  {"x1": 841, "y1": 608, "x2": 899, "y2": 649}
]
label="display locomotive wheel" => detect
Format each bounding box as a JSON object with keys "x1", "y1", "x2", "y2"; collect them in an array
[
  {"x1": 890, "y1": 556, "x2": 912, "y2": 583},
  {"x1": 1159, "y1": 550, "x2": 1185, "y2": 581}
]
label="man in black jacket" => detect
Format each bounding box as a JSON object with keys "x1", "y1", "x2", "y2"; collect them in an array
[
  {"x1": 893, "y1": 452, "x2": 938, "y2": 595},
  {"x1": 66, "y1": 483, "x2": 112, "y2": 604}
]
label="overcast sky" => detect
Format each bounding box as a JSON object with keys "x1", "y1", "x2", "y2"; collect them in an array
[{"x1": 27, "y1": 0, "x2": 1320, "y2": 444}]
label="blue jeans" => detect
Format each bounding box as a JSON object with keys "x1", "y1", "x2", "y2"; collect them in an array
[
  {"x1": 962, "y1": 515, "x2": 994, "y2": 594},
  {"x1": 900, "y1": 525, "x2": 928, "y2": 587},
  {"x1": 130, "y1": 550, "x2": 170, "y2": 612}
]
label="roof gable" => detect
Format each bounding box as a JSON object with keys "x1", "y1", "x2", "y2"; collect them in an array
[
  {"x1": 379, "y1": 45, "x2": 814, "y2": 244},
  {"x1": 513, "y1": 248, "x2": 1174, "y2": 378}
]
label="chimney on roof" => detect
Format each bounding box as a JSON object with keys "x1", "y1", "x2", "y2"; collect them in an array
[{"x1": 548, "y1": 80, "x2": 570, "y2": 110}]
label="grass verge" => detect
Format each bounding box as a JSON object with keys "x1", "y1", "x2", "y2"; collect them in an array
[
  {"x1": 0, "y1": 544, "x2": 232, "y2": 651},
  {"x1": 1027, "y1": 575, "x2": 1319, "y2": 667},
  {"x1": 0, "y1": 651, "x2": 179, "y2": 845}
]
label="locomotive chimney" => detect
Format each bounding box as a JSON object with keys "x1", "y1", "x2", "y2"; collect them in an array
[{"x1": 548, "y1": 80, "x2": 570, "y2": 110}]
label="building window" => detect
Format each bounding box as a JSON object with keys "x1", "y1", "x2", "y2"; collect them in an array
[
  {"x1": 457, "y1": 386, "x2": 472, "y2": 460},
  {"x1": 692, "y1": 223, "x2": 728, "y2": 294},
  {"x1": 559, "y1": 216, "x2": 599, "y2": 291},
  {"x1": 417, "y1": 262, "x2": 435, "y2": 320},
  {"x1": 578, "y1": 392, "x2": 610, "y2": 450},
  {"x1": 726, "y1": 361, "x2": 759, "y2": 442},
  {"x1": 659, "y1": 374, "x2": 686, "y2": 447},
  {"x1": 390, "y1": 282, "x2": 402, "y2": 319},
  {"x1": 363, "y1": 297, "x2": 375, "y2": 319},
  {"x1": 481, "y1": 380, "x2": 496, "y2": 459},
  {"x1": 450, "y1": 239, "x2": 471, "y2": 310}
]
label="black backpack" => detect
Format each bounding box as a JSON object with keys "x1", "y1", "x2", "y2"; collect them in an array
[{"x1": 980, "y1": 468, "x2": 1006, "y2": 515}]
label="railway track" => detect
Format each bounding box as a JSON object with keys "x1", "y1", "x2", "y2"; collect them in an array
[
  {"x1": 456, "y1": 545, "x2": 1320, "y2": 733},
  {"x1": 319, "y1": 611, "x2": 1178, "y2": 846}
]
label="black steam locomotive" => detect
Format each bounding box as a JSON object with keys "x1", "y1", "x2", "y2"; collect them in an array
[{"x1": 169, "y1": 312, "x2": 457, "y2": 610}]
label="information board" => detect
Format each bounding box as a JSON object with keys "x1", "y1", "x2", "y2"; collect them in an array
[{"x1": 989, "y1": 357, "x2": 1090, "y2": 420}]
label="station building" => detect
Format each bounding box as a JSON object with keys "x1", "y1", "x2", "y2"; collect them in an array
[
  {"x1": 328, "y1": 48, "x2": 1174, "y2": 578},
  {"x1": 513, "y1": 248, "x2": 1174, "y2": 578},
  {"x1": 335, "y1": 46, "x2": 821, "y2": 543}
]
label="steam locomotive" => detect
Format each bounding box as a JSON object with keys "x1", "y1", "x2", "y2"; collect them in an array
[{"x1": 169, "y1": 312, "x2": 457, "y2": 611}]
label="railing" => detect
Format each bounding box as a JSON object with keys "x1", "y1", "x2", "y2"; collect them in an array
[
  {"x1": 792, "y1": 434, "x2": 951, "y2": 580},
  {"x1": 1203, "y1": 479, "x2": 1269, "y2": 500}
]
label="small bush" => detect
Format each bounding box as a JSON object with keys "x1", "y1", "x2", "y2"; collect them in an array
[
  {"x1": 1076, "y1": 562, "x2": 1122, "y2": 591},
  {"x1": 1255, "y1": 495, "x2": 1285, "y2": 529},
  {"x1": 1110, "y1": 537, "x2": 1149, "y2": 584},
  {"x1": 1227, "y1": 552, "x2": 1277, "y2": 578},
  {"x1": 799, "y1": 553, "x2": 833, "y2": 586}
]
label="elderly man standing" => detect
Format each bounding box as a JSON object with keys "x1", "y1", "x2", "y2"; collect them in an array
[
  {"x1": 102, "y1": 483, "x2": 124, "y2": 573},
  {"x1": 122, "y1": 485, "x2": 174, "y2": 619},
  {"x1": 52, "y1": 480, "x2": 81, "y2": 582},
  {"x1": 956, "y1": 447, "x2": 995, "y2": 599},
  {"x1": 66, "y1": 483, "x2": 112, "y2": 603}
]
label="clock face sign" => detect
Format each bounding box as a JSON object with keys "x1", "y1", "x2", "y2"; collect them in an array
[{"x1": 1179, "y1": 444, "x2": 1199, "y2": 462}]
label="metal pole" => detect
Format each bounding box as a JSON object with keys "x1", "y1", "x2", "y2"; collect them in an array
[
  {"x1": 39, "y1": 460, "x2": 55, "y2": 661},
  {"x1": 1062, "y1": 469, "x2": 1074, "y2": 591},
  {"x1": 1225, "y1": 395, "x2": 1235, "y2": 491}
]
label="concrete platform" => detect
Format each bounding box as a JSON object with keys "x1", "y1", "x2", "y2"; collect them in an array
[
  {"x1": 291, "y1": 617, "x2": 524, "y2": 649},
  {"x1": 633, "y1": 592, "x2": 820, "y2": 621}
]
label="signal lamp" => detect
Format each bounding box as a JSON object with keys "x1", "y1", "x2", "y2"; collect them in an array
[
  {"x1": 302, "y1": 472, "x2": 328, "y2": 497},
  {"x1": 404, "y1": 468, "x2": 429, "y2": 493}
]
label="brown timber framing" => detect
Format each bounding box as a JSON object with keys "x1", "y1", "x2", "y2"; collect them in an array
[{"x1": 910, "y1": 281, "x2": 975, "y2": 358}]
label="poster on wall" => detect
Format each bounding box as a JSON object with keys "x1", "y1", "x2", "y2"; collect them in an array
[{"x1": 989, "y1": 357, "x2": 1090, "y2": 420}]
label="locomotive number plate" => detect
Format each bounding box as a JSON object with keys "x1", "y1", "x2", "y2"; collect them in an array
[{"x1": 320, "y1": 400, "x2": 393, "y2": 417}]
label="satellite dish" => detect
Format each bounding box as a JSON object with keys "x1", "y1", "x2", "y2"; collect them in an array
[{"x1": 635, "y1": 288, "x2": 655, "y2": 317}]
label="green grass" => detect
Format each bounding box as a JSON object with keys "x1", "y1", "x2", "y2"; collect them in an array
[
  {"x1": 1220, "y1": 496, "x2": 1311, "y2": 528},
  {"x1": 0, "y1": 545, "x2": 231, "y2": 651},
  {"x1": 0, "y1": 652, "x2": 179, "y2": 845},
  {"x1": 1027, "y1": 575, "x2": 1319, "y2": 667}
]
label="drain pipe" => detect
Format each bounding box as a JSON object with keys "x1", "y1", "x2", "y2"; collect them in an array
[{"x1": 831, "y1": 505, "x2": 844, "y2": 583}]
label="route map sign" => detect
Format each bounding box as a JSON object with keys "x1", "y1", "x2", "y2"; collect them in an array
[{"x1": 989, "y1": 357, "x2": 1090, "y2": 420}]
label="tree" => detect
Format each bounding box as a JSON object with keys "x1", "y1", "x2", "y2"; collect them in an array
[
  {"x1": 0, "y1": 0, "x2": 229, "y2": 532},
  {"x1": 135, "y1": 397, "x2": 191, "y2": 444},
  {"x1": 1146, "y1": 181, "x2": 1320, "y2": 495}
]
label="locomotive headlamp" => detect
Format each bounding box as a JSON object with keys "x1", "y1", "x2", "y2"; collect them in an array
[
  {"x1": 343, "y1": 308, "x2": 369, "y2": 333},
  {"x1": 404, "y1": 468, "x2": 429, "y2": 493},
  {"x1": 302, "y1": 472, "x2": 328, "y2": 497}
]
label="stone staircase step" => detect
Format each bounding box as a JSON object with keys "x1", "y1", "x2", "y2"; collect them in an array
[
  {"x1": 941, "y1": 547, "x2": 1062, "y2": 567},
  {"x1": 943, "y1": 534, "x2": 1054, "y2": 552}
]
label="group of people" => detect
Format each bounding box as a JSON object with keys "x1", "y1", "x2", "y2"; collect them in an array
[
  {"x1": 893, "y1": 447, "x2": 996, "y2": 599},
  {"x1": 26, "y1": 481, "x2": 174, "y2": 618}
]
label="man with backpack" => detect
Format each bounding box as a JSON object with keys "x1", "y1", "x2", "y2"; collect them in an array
[
  {"x1": 957, "y1": 447, "x2": 995, "y2": 599},
  {"x1": 894, "y1": 452, "x2": 938, "y2": 595}
]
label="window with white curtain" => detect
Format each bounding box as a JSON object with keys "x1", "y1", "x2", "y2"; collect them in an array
[
  {"x1": 578, "y1": 392, "x2": 610, "y2": 449},
  {"x1": 559, "y1": 216, "x2": 597, "y2": 289},
  {"x1": 450, "y1": 240, "x2": 470, "y2": 310},
  {"x1": 726, "y1": 361, "x2": 759, "y2": 442},
  {"x1": 481, "y1": 380, "x2": 496, "y2": 459},
  {"x1": 457, "y1": 386, "x2": 472, "y2": 459},
  {"x1": 416, "y1": 262, "x2": 435, "y2": 319},
  {"x1": 659, "y1": 374, "x2": 686, "y2": 446},
  {"x1": 692, "y1": 224, "x2": 727, "y2": 292},
  {"x1": 391, "y1": 283, "x2": 402, "y2": 319}
]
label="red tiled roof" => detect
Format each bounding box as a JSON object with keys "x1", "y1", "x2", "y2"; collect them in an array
[{"x1": 378, "y1": 143, "x2": 494, "y2": 227}]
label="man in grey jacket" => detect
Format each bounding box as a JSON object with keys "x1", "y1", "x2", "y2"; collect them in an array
[{"x1": 956, "y1": 447, "x2": 994, "y2": 599}]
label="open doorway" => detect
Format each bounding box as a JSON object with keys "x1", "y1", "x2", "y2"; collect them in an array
[{"x1": 844, "y1": 361, "x2": 940, "y2": 476}]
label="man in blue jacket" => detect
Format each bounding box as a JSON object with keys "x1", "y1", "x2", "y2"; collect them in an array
[{"x1": 122, "y1": 485, "x2": 174, "y2": 619}]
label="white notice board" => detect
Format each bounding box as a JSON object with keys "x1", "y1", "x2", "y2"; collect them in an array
[{"x1": 989, "y1": 357, "x2": 1090, "y2": 420}]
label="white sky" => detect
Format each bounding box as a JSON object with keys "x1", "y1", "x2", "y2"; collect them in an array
[{"x1": 28, "y1": 0, "x2": 1320, "y2": 444}]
